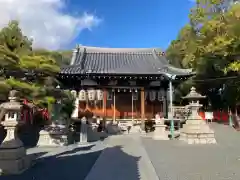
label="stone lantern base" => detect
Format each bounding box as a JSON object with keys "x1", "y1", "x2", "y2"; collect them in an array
[
  {"x1": 0, "y1": 138, "x2": 32, "y2": 175},
  {"x1": 180, "y1": 119, "x2": 216, "y2": 144},
  {"x1": 153, "y1": 124, "x2": 169, "y2": 140}
]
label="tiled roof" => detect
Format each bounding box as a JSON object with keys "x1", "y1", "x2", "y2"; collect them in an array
[{"x1": 60, "y1": 46, "x2": 194, "y2": 77}]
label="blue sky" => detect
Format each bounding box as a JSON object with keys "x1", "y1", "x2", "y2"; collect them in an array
[{"x1": 68, "y1": 0, "x2": 195, "y2": 50}]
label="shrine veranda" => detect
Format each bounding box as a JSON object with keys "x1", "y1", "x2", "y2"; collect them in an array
[{"x1": 58, "y1": 45, "x2": 195, "y2": 121}]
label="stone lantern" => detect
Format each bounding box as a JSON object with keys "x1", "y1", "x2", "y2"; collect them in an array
[
  {"x1": 180, "y1": 87, "x2": 216, "y2": 144},
  {"x1": 153, "y1": 113, "x2": 169, "y2": 140},
  {"x1": 0, "y1": 90, "x2": 31, "y2": 174}
]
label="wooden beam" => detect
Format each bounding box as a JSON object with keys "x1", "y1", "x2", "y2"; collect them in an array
[{"x1": 103, "y1": 89, "x2": 107, "y2": 117}]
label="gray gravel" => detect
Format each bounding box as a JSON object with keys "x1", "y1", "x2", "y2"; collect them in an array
[
  {"x1": 142, "y1": 123, "x2": 240, "y2": 180},
  {"x1": 0, "y1": 142, "x2": 105, "y2": 180}
]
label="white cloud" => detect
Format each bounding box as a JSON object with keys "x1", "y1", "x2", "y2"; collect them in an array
[{"x1": 0, "y1": 0, "x2": 101, "y2": 50}]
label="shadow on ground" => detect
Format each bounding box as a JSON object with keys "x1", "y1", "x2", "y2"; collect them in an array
[
  {"x1": 1, "y1": 145, "x2": 141, "y2": 180},
  {"x1": 85, "y1": 145, "x2": 141, "y2": 180}
]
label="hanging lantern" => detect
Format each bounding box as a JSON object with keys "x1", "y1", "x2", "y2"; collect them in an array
[
  {"x1": 133, "y1": 92, "x2": 138, "y2": 100},
  {"x1": 70, "y1": 90, "x2": 77, "y2": 98},
  {"x1": 87, "y1": 89, "x2": 96, "y2": 101},
  {"x1": 145, "y1": 91, "x2": 148, "y2": 100},
  {"x1": 149, "y1": 90, "x2": 156, "y2": 101},
  {"x1": 78, "y1": 90, "x2": 86, "y2": 101},
  {"x1": 96, "y1": 89, "x2": 103, "y2": 101},
  {"x1": 71, "y1": 98, "x2": 79, "y2": 118},
  {"x1": 158, "y1": 89, "x2": 164, "y2": 101}
]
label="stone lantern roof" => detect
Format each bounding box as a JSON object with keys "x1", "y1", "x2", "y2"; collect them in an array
[
  {"x1": 0, "y1": 90, "x2": 22, "y2": 111},
  {"x1": 183, "y1": 87, "x2": 206, "y2": 100}
]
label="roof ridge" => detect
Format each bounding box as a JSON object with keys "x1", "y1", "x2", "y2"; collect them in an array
[
  {"x1": 76, "y1": 45, "x2": 162, "y2": 53},
  {"x1": 85, "y1": 52, "x2": 153, "y2": 54}
]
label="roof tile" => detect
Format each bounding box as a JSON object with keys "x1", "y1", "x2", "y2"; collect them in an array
[{"x1": 60, "y1": 46, "x2": 194, "y2": 76}]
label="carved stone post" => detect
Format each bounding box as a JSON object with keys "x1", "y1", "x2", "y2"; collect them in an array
[{"x1": 79, "y1": 117, "x2": 88, "y2": 144}]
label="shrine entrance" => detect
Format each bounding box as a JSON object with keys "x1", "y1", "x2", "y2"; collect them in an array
[{"x1": 114, "y1": 90, "x2": 140, "y2": 120}]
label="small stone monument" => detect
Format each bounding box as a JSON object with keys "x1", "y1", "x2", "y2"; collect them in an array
[
  {"x1": 79, "y1": 117, "x2": 88, "y2": 144},
  {"x1": 0, "y1": 90, "x2": 32, "y2": 174},
  {"x1": 73, "y1": 117, "x2": 92, "y2": 147},
  {"x1": 88, "y1": 122, "x2": 99, "y2": 142},
  {"x1": 180, "y1": 87, "x2": 216, "y2": 144},
  {"x1": 37, "y1": 104, "x2": 68, "y2": 147},
  {"x1": 37, "y1": 123, "x2": 68, "y2": 147},
  {"x1": 153, "y1": 114, "x2": 169, "y2": 140}
]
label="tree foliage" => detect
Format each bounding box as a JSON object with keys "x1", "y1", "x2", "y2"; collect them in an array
[
  {"x1": 0, "y1": 20, "x2": 64, "y2": 108},
  {"x1": 166, "y1": 1, "x2": 240, "y2": 109}
]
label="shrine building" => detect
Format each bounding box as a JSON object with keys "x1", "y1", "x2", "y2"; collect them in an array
[{"x1": 58, "y1": 45, "x2": 194, "y2": 122}]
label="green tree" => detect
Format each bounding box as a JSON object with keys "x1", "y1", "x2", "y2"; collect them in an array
[
  {"x1": 166, "y1": 1, "x2": 240, "y2": 109},
  {"x1": 0, "y1": 20, "x2": 61, "y2": 107}
]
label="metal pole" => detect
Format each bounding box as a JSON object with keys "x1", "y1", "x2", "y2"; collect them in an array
[
  {"x1": 132, "y1": 90, "x2": 134, "y2": 124},
  {"x1": 169, "y1": 80, "x2": 174, "y2": 139},
  {"x1": 229, "y1": 108, "x2": 233, "y2": 127}
]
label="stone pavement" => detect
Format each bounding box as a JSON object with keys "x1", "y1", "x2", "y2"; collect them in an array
[
  {"x1": 2, "y1": 123, "x2": 240, "y2": 180},
  {"x1": 142, "y1": 123, "x2": 240, "y2": 180},
  {"x1": 0, "y1": 141, "x2": 106, "y2": 180},
  {"x1": 85, "y1": 134, "x2": 159, "y2": 180}
]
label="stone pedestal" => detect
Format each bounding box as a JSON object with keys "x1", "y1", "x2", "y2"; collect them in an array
[
  {"x1": 0, "y1": 125, "x2": 32, "y2": 174},
  {"x1": 180, "y1": 119, "x2": 216, "y2": 144},
  {"x1": 37, "y1": 124, "x2": 68, "y2": 147},
  {"x1": 153, "y1": 123, "x2": 169, "y2": 140}
]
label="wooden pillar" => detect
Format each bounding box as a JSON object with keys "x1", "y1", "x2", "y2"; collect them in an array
[
  {"x1": 113, "y1": 90, "x2": 116, "y2": 123},
  {"x1": 111, "y1": 90, "x2": 116, "y2": 123},
  {"x1": 140, "y1": 88, "x2": 145, "y2": 129},
  {"x1": 103, "y1": 89, "x2": 107, "y2": 117}
]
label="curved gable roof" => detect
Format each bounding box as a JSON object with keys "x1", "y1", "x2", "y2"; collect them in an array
[{"x1": 60, "y1": 45, "x2": 194, "y2": 77}]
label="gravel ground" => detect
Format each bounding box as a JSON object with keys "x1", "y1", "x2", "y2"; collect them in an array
[
  {"x1": 0, "y1": 142, "x2": 105, "y2": 180},
  {"x1": 142, "y1": 123, "x2": 240, "y2": 180}
]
